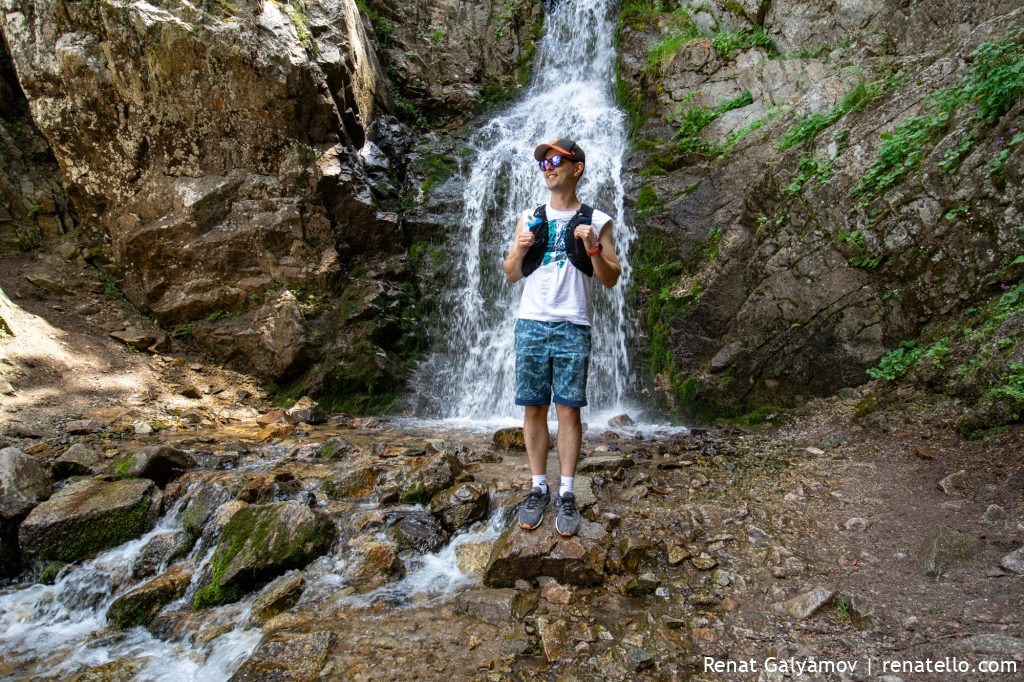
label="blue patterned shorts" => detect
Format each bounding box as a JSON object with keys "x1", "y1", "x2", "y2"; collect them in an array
[{"x1": 514, "y1": 319, "x2": 591, "y2": 407}]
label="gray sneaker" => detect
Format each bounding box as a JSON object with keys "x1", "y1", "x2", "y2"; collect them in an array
[
  {"x1": 519, "y1": 486, "x2": 550, "y2": 530},
  {"x1": 555, "y1": 492, "x2": 581, "y2": 537}
]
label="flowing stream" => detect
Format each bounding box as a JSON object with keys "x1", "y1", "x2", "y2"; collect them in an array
[{"x1": 410, "y1": 0, "x2": 640, "y2": 424}]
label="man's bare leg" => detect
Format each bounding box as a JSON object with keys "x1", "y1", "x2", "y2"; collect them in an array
[
  {"x1": 553, "y1": 403, "x2": 582, "y2": 536},
  {"x1": 524, "y1": 404, "x2": 550, "y2": 476},
  {"x1": 555, "y1": 403, "x2": 581, "y2": 478},
  {"x1": 519, "y1": 404, "x2": 552, "y2": 530}
]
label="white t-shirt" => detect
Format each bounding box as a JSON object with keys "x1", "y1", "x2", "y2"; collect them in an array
[{"x1": 517, "y1": 203, "x2": 613, "y2": 327}]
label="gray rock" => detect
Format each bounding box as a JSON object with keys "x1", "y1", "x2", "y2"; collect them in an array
[
  {"x1": 132, "y1": 530, "x2": 194, "y2": 580},
  {"x1": 1000, "y1": 546, "x2": 1024, "y2": 575},
  {"x1": 952, "y1": 634, "x2": 1024, "y2": 661},
  {"x1": 182, "y1": 483, "x2": 232, "y2": 537},
  {"x1": 249, "y1": 570, "x2": 305, "y2": 626},
  {"x1": 623, "y1": 572, "x2": 660, "y2": 597},
  {"x1": 937, "y1": 470, "x2": 971, "y2": 495},
  {"x1": 385, "y1": 511, "x2": 449, "y2": 553},
  {"x1": 122, "y1": 446, "x2": 198, "y2": 487},
  {"x1": 109, "y1": 328, "x2": 166, "y2": 352},
  {"x1": 536, "y1": 616, "x2": 574, "y2": 662},
  {"x1": 397, "y1": 452, "x2": 463, "y2": 504},
  {"x1": 429, "y1": 481, "x2": 488, "y2": 531},
  {"x1": 918, "y1": 526, "x2": 982, "y2": 576},
  {"x1": 493, "y1": 427, "x2": 526, "y2": 450},
  {"x1": 65, "y1": 419, "x2": 100, "y2": 435},
  {"x1": 107, "y1": 563, "x2": 192, "y2": 629},
  {"x1": 229, "y1": 630, "x2": 336, "y2": 682},
  {"x1": 450, "y1": 588, "x2": 538, "y2": 625},
  {"x1": 193, "y1": 501, "x2": 336, "y2": 607},
  {"x1": 0, "y1": 446, "x2": 52, "y2": 520},
  {"x1": 774, "y1": 586, "x2": 835, "y2": 619},
  {"x1": 52, "y1": 443, "x2": 101, "y2": 480},
  {"x1": 709, "y1": 341, "x2": 742, "y2": 373},
  {"x1": 607, "y1": 414, "x2": 635, "y2": 428},
  {"x1": 981, "y1": 504, "x2": 1006, "y2": 523},
  {"x1": 484, "y1": 516, "x2": 608, "y2": 588},
  {"x1": 19, "y1": 478, "x2": 160, "y2": 562},
  {"x1": 344, "y1": 536, "x2": 405, "y2": 591},
  {"x1": 578, "y1": 454, "x2": 635, "y2": 473}
]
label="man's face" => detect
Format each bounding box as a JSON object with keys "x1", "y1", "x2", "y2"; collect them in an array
[{"x1": 542, "y1": 148, "x2": 582, "y2": 191}]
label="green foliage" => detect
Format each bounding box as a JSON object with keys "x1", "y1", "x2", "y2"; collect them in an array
[
  {"x1": 644, "y1": 7, "x2": 702, "y2": 69},
  {"x1": 356, "y1": 0, "x2": 393, "y2": 46},
  {"x1": 673, "y1": 90, "x2": 753, "y2": 155},
  {"x1": 784, "y1": 155, "x2": 831, "y2": 194},
  {"x1": 779, "y1": 79, "x2": 881, "y2": 150},
  {"x1": 620, "y1": 0, "x2": 669, "y2": 31},
  {"x1": 867, "y1": 338, "x2": 950, "y2": 381},
  {"x1": 856, "y1": 33, "x2": 1024, "y2": 196},
  {"x1": 710, "y1": 27, "x2": 773, "y2": 60},
  {"x1": 420, "y1": 152, "x2": 457, "y2": 194},
  {"x1": 635, "y1": 185, "x2": 664, "y2": 219},
  {"x1": 989, "y1": 362, "x2": 1024, "y2": 405}
]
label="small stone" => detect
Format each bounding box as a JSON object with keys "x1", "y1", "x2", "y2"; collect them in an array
[
  {"x1": 720, "y1": 598, "x2": 740, "y2": 612},
  {"x1": 468, "y1": 635, "x2": 481, "y2": 650},
  {"x1": 25, "y1": 275, "x2": 74, "y2": 296},
  {"x1": 691, "y1": 627, "x2": 717, "y2": 642},
  {"x1": 844, "y1": 517, "x2": 869, "y2": 532},
  {"x1": 691, "y1": 554, "x2": 718, "y2": 571},
  {"x1": 492, "y1": 427, "x2": 525, "y2": 450},
  {"x1": 540, "y1": 580, "x2": 573, "y2": 605},
  {"x1": 249, "y1": 571, "x2": 305, "y2": 625},
  {"x1": 774, "y1": 586, "x2": 835, "y2": 619},
  {"x1": 134, "y1": 421, "x2": 153, "y2": 435},
  {"x1": 918, "y1": 526, "x2": 982, "y2": 576},
  {"x1": 76, "y1": 303, "x2": 100, "y2": 316},
  {"x1": 666, "y1": 545, "x2": 690, "y2": 566},
  {"x1": 805, "y1": 447, "x2": 825, "y2": 455},
  {"x1": 180, "y1": 386, "x2": 203, "y2": 399},
  {"x1": 937, "y1": 469, "x2": 970, "y2": 495},
  {"x1": 1000, "y1": 546, "x2": 1024, "y2": 575},
  {"x1": 537, "y1": 617, "x2": 575, "y2": 662},
  {"x1": 981, "y1": 504, "x2": 1006, "y2": 523},
  {"x1": 623, "y1": 572, "x2": 659, "y2": 597},
  {"x1": 65, "y1": 419, "x2": 100, "y2": 435},
  {"x1": 0, "y1": 381, "x2": 14, "y2": 396},
  {"x1": 257, "y1": 409, "x2": 289, "y2": 425},
  {"x1": 607, "y1": 414, "x2": 635, "y2": 428}
]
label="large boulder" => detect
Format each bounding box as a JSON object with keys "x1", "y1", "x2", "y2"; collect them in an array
[
  {"x1": 397, "y1": 452, "x2": 463, "y2": 504},
  {"x1": 385, "y1": 511, "x2": 449, "y2": 553},
  {"x1": 19, "y1": 478, "x2": 161, "y2": 562},
  {"x1": 343, "y1": 535, "x2": 405, "y2": 591},
  {"x1": 429, "y1": 482, "x2": 488, "y2": 531},
  {"x1": 52, "y1": 444, "x2": 101, "y2": 480},
  {"x1": 0, "y1": 446, "x2": 52, "y2": 520},
  {"x1": 193, "y1": 501, "x2": 336, "y2": 608},
  {"x1": 484, "y1": 516, "x2": 610, "y2": 588},
  {"x1": 106, "y1": 563, "x2": 193, "y2": 629},
  {"x1": 119, "y1": 446, "x2": 198, "y2": 487},
  {"x1": 1, "y1": 445, "x2": 52, "y2": 573}
]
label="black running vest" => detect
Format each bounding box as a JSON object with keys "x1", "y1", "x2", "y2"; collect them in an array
[{"x1": 521, "y1": 204, "x2": 595, "y2": 278}]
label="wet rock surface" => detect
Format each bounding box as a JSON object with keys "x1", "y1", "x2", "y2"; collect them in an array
[
  {"x1": 107, "y1": 563, "x2": 193, "y2": 630},
  {"x1": 18, "y1": 477, "x2": 160, "y2": 562},
  {"x1": 484, "y1": 516, "x2": 610, "y2": 588}
]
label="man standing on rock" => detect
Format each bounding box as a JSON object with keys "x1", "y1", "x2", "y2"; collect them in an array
[{"x1": 502, "y1": 138, "x2": 621, "y2": 537}]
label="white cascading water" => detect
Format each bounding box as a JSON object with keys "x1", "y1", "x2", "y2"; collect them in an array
[
  {"x1": 0, "y1": 499, "x2": 260, "y2": 680},
  {"x1": 409, "y1": 0, "x2": 639, "y2": 424}
]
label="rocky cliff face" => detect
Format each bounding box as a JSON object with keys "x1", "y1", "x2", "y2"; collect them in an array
[
  {"x1": 0, "y1": 36, "x2": 68, "y2": 252},
  {"x1": 0, "y1": 0, "x2": 551, "y2": 412},
  {"x1": 617, "y1": 0, "x2": 1024, "y2": 431}
]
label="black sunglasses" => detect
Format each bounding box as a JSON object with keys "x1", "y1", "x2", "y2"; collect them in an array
[{"x1": 538, "y1": 154, "x2": 577, "y2": 171}]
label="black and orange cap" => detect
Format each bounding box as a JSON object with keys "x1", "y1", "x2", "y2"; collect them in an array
[{"x1": 533, "y1": 138, "x2": 586, "y2": 164}]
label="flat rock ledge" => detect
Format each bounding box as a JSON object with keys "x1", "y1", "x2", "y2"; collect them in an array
[
  {"x1": 483, "y1": 515, "x2": 609, "y2": 588},
  {"x1": 19, "y1": 477, "x2": 161, "y2": 562}
]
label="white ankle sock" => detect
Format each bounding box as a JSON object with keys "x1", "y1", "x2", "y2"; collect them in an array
[
  {"x1": 532, "y1": 474, "x2": 548, "y2": 494},
  {"x1": 559, "y1": 477, "x2": 574, "y2": 496}
]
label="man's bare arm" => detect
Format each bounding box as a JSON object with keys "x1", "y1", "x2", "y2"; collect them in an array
[{"x1": 503, "y1": 213, "x2": 532, "y2": 283}]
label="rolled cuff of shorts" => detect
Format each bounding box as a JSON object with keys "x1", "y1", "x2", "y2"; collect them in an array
[
  {"x1": 516, "y1": 397, "x2": 551, "y2": 406},
  {"x1": 552, "y1": 394, "x2": 587, "y2": 407}
]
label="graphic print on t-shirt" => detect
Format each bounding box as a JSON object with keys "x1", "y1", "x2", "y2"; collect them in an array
[{"x1": 541, "y1": 218, "x2": 569, "y2": 268}]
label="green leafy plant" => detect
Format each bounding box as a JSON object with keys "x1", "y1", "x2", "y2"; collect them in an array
[
  {"x1": 779, "y1": 79, "x2": 882, "y2": 150},
  {"x1": 710, "y1": 27, "x2": 772, "y2": 60}
]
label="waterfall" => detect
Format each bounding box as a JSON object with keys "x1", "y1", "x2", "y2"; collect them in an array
[{"x1": 410, "y1": 0, "x2": 638, "y2": 424}]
